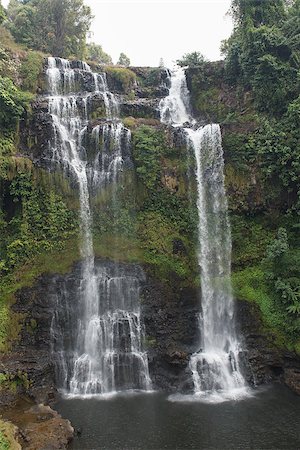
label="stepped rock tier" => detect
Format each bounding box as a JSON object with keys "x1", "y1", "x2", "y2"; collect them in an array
[{"x1": 45, "y1": 57, "x2": 151, "y2": 396}]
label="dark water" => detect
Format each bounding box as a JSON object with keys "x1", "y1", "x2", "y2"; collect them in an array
[{"x1": 55, "y1": 385, "x2": 300, "y2": 450}]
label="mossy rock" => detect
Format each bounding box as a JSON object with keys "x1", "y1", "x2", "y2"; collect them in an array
[{"x1": 104, "y1": 66, "x2": 137, "y2": 93}]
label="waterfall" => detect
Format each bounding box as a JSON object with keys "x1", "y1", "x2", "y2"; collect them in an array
[
  {"x1": 159, "y1": 67, "x2": 248, "y2": 401},
  {"x1": 47, "y1": 57, "x2": 151, "y2": 396},
  {"x1": 159, "y1": 67, "x2": 192, "y2": 126}
]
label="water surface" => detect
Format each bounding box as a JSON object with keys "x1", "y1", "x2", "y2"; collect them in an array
[{"x1": 55, "y1": 384, "x2": 300, "y2": 450}]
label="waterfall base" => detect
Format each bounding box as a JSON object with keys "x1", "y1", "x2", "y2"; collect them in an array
[
  {"x1": 51, "y1": 260, "x2": 152, "y2": 397},
  {"x1": 181, "y1": 349, "x2": 252, "y2": 403}
]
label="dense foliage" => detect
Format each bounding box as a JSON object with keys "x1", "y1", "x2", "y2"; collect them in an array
[
  {"x1": 117, "y1": 52, "x2": 131, "y2": 67},
  {"x1": 86, "y1": 42, "x2": 112, "y2": 65},
  {"x1": 0, "y1": 1, "x2": 5, "y2": 25},
  {"x1": 132, "y1": 125, "x2": 198, "y2": 281},
  {"x1": 224, "y1": 0, "x2": 300, "y2": 114},
  {"x1": 6, "y1": 0, "x2": 92, "y2": 58},
  {"x1": 0, "y1": 171, "x2": 78, "y2": 273},
  {"x1": 219, "y1": 0, "x2": 300, "y2": 348},
  {"x1": 0, "y1": 75, "x2": 32, "y2": 127},
  {"x1": 177, "y1": 51, "x2": 206, "y2": 68}
]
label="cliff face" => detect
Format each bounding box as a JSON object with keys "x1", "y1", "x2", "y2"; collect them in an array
[{"x1": 1, "y1": 58, "x2": 300, "y2": 410}]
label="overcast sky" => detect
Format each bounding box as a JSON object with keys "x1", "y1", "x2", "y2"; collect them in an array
[{"x1": 2, "y1": 0, "x2": 233, "y2": 66}]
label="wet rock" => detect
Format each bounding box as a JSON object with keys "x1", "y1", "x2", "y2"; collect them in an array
[
  {"x1": 284, "y1": 368, "x2": 300, "y2": 395},
  {"x1": 120, "y1": 98, "x2": 160, "y2": 119},
  {"x1": 236, "y1": 300, "x2": 300, "y2": 387},
  {"x1": 142, "y1": 277, "x2": 199, "y2": 392},
  {"x1": 0, "y1": 351, "x2": 56, "y2": 407},
  {"x1": 130, "y1": 67, "x2": 168, "y2": 88},
  {"x1": 135, "y1": 86, "x2": 169, "y2": 99},
  {"x1": 22, "y1": 405, "x2": 73, "y2": 450}
]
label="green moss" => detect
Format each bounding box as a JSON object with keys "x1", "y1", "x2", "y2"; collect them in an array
[
  {"x1": 123, "y1": 116, "x2": 137, "y2": 129},
  {"x1": 93, "y1": 233, "x2": 143, "y2": 263},
  {"x1": 0, "y1": 370, "x2": 31, "y2": 394},
  {"x1": 104, "y1": 66, "x2": 136, "y2": 92}
]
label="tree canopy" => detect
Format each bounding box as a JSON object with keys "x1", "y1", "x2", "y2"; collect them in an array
[
  {"x1": 224, "y1": 0, "x2": 300, "y2": 114},
  {"x1": 117, "y1": 52, "x2": 130, "y2": 67},
  {"x1": 0, "y1": 1, "x2": 5, "y2": 25},
  {"x1": 176, "y1": 52, "x2": 205, "y2": 68},
  {"x1": 86, "y1": 43, "x2": 112, "y2": 65},
  {"x1": 6, "y1": 0, "x2": 93, "y2": 58}
]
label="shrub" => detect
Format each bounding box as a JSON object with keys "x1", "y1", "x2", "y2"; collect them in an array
[{"x1": 0, "y1": 76, "x2": 32, "y2": 128}]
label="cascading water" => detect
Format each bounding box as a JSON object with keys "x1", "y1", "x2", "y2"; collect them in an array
[
  {"x1": 47, "y1": 57, "x2": 151, "y2": 396},
  {"x1": 160, "y1": 67, "x2": 248, "y2": 401},
  {"x1": 159, "y1": 67, "x2": 192, "y2": 126}
]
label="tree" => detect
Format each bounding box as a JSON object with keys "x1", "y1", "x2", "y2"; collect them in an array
[
  {"x1": 176, "y1": 51, "x2": 205, "y2": 67},
  {"x1": 230, "y1": 0, "x2": 286, "y2": 28},
  {"x1": 86, "y1": 43, "x2": 112, "y2": 65},
  {"x1": 159, "y1": 57, "x2": 165, "y2": 68},
  {"x1": 49, "y1": 0, "x2": 93, "y2": 58},
  {"x1": 224, "y1": 0, "x2": 299, "y2": 113},
  {"x1": 6, "y1": 0, "x2": 93, "y2": 58},
  {"x1": 6, "y1": 1, "x2": 41, "y2": 48},
  {"x1": 0, "y1": 1, "x2": 5, "y2": 25},
  {"x1": 117, "y1": 52, "x2": 130, "y2": 67}
]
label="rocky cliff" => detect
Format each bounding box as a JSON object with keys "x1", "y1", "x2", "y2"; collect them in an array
[{"x1": 1, "y1": 58, "x2": 300, "y2": 430}]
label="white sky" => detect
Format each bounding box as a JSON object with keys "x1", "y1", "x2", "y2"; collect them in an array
[{"x1": 2, "y1": 0, "x2": 233, "y2": 66}]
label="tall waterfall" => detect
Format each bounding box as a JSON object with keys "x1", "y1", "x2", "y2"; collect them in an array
[
  {"x1": 47, "y1": 57, "x2": 151, "y2": 396},
  {"x1": 160, "y1": 67, "x2": 248, "y2": 401}
]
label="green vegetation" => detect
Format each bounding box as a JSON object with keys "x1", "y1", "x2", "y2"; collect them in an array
[
  {"x1": 0, "y1": 1, "x2": 6, "y2": 25},
  {"x1": 5, "y1": 0, "x2": 92, "y2": 59},
  {"x1": 0, "y1": 371, "x2": 31, "y2": 393},
  {"x1": 0, "y1": 171, "x2": 78, "y2": 273},
  {"x1": 132, "y1": 125, "x2": 198, "y2": 283},
  {"x1": 20, "y1": 50, "x2": 44, "y2": 92},
  {"x1": 264, "y1": 229, "x2": 300, "y2": 321},
  {"x1": 86, "y1": 42, "x2": 112, "y2": 65},
  {"x1": 232, "y1": 266, "x2": 287, "y2": 347},
  {"x1": 0, "y1": 133, "x2": 79, "y2": 350},
  {"x1": 224, "y1": 0, "x2": 300, "y2": 115},
  {"x1": 117, "y1": 52, "x2": 131, "y2": 67},
  {"x1": 0, "y1": 420, "x2": 20, "y2": 450},
  {"x1": 88, "y1": 124, "x2": 198, "y2": 283},
  {"x1": 104, "y1": 66, "x2": 136, "y2": 92},
  {"x1": 0, "y1": 76, "x2": 32, "y2": 127},
  {"x1": 0, "y1": 430, "x2": 10, "y2": 450},
  {"x1": 184, "y1": 0, "x2": 300, "y2": 350},
  {"x1": 177, "y1": 51, "x2": 206, "y2": 68}
]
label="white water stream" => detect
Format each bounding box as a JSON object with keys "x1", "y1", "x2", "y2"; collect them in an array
[
  {"x1": 160, "y1": 67, "x2": 249, "y2": 401},
  {"x1": 47, "y1": 57, "x2": 151, "y2": 396}
]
